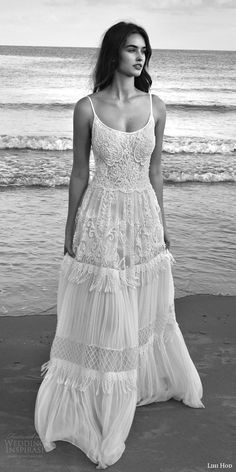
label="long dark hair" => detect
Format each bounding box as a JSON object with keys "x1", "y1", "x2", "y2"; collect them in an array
[{"x1": 92, "y1": 21, "x2": 152, "y2": 93}]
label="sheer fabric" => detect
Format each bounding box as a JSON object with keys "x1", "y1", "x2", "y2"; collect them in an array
[{"x1": 34, "y1": 92, "x2": 204, "y2": 469}]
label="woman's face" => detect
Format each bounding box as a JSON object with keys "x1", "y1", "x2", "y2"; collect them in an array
[{"x1": 117, "y1": 33, "x2": 147, "y2": 77}]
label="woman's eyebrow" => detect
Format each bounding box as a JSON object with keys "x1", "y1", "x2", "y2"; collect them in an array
[{"x1": 125, "y1": 44, "x2": 146, "y2": 48}]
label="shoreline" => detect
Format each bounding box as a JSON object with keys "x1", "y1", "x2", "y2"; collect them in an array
[
  {"x1": 0, "y1": 293, "x2": 235, "y2": 470},
  {"x1": 1, "y1": 185, "x2": 236, "y2": 315},
  {"x1": 1, "y1": 292, "x2": 235, "y2": 319}
]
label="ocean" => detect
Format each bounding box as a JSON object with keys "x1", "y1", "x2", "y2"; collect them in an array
[{"x1": 0, "y1": 45, "x2": 235, "y2": 317}]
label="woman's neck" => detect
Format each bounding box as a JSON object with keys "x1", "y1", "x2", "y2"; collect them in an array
[{"x1": 105, "y1": 76, "x2": 137, "y2": 101}]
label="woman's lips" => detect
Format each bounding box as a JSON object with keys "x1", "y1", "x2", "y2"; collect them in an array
[{"x1": 133, "y1": 64, "x2": 142, "y2": 69}]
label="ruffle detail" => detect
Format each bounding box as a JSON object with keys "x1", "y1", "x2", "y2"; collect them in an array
[
  {"x1": 39, "y1": 319, "x2": 204, "y2": 409},
  {"x1": 61, "y1": 248, "x2": 176, "y2": 292},
  {"x1": 40, "y1": 358, "x2": 137, "y2": 395},
  {"x1": 39, "y1": 321, "x2": 188, "y2": 397}
]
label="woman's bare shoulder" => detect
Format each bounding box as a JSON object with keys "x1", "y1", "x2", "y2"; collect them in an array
[
  {"x1": 151, "y1": 93, "x2": 166, "y2": 121},
  {"x1": 151, "y1": 93, "x2": 166, "y2": 111},
  {"x1": 73, "y1": 95, "x2": 94, "y2": 126},
  {"x1": 74, "y1": 95, "x2": 93, "y2": 112}
]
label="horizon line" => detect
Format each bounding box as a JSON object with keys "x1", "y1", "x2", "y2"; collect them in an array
[{"x1": 0, "y1": 44, "x2": 235, "y2": 53}]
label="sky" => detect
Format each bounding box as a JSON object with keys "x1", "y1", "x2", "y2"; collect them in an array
[{"x1": 0, "y1": 0, "x2": 235, "y2": 50}]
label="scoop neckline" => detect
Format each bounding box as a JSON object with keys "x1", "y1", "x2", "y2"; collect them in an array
[
  {"x1": 89, "y1": 94, "x2": 153, "y2": 134},
  {"x1": 94, "y1": 112, "x2": 153, "y2": 134}
]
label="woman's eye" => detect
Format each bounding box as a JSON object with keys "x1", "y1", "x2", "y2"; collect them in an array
[{"x1": 128, "y1": 49, "x2": 146, "y2": 54}]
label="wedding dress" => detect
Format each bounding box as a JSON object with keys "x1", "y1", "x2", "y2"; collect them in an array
[{"x1": 34, "y1": 91, "x2": 204, "y2": 469}]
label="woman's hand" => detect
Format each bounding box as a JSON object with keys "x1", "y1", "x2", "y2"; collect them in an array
[
  {"x1": 64, "y1": 227, "x2": 76, "y2": 258},
  {"x1": 163, "y1": 227, "x2": 171, "y2": 250}
]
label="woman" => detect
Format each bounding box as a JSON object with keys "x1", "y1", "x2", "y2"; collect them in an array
[{"x1": 34, "y1": 21, "x2": 204, "y2": 469}]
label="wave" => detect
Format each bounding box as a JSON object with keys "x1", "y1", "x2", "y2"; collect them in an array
[
  {"x1": 157, "y1": 86, "x2": 236, "y2": 93},
  {"x1": 167, "y1": 103, "x2": 236, "y2": 112},
  {"x1": 0, "y1": 134, "x2": 235, "y2": 154},
  {"x1": 0, "y1": 171, "x2": 235, "y2": 188},
  {"x1": 0, "y1": 102, "x2": 74, "y2": 111},
  {"x1": 1, "y1": 102, "x2": 236, "y2": 113},
  {"x1": 164, "y1": 171, "x2": 236, "y2": 183},
  {"x1": 164, "y1": 136, "x2": 236, "y2": 155},
  {"x1": 0, "y1": 135, "x2": 72, "y2": 151}
]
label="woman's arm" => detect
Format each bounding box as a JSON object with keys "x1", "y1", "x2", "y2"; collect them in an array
[
  {"x1": 64, "y1": 97, "x2": 92, "y2": 257},
  {"x1": 149, "y1": 95, "x2": 170, "y2": 249}
]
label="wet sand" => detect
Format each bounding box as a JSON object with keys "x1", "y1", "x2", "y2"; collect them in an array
[{"x1": 0, "y1": 294, "x2": 235, "y2": 472}]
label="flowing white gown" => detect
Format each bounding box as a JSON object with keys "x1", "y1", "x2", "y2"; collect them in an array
[{"x1": 34, "y1": 92, "x2": 204, "y2": 469}]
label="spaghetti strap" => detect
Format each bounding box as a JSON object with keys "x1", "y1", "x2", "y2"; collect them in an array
[
  {"x1": 149, "y1": 91, "x2": 153, "y2": 119},
  {"x1": 87, "y1": 95, "x2": 96, "y2": 116}
]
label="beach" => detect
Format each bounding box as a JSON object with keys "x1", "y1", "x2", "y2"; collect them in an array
[
  {"x1": 0, "y1": 45, "x2": 235, "y2": 470},
  {"x1": 0, "y1": 294, "x2": 235, "y2": 471}
]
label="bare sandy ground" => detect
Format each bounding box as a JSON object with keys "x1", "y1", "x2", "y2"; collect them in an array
[{"x1": 0, "y1": 294, "x2": 235, "y2": 472}]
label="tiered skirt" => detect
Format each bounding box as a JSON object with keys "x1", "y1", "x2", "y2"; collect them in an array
[{"x1": 34, "y1": 183, "x2": 204, "y2": 469}]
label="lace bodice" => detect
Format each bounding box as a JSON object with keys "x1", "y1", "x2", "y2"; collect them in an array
[
  {"x1": 68, "y1": 91, "x2": 175, "y2": 287},
  {"x1": 87, "y1": 92, "x2": 156, "y2": 192}
]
